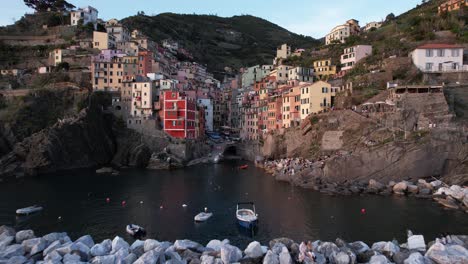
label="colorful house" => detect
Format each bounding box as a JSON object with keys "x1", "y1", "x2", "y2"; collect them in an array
[{"x1": 162, "y1": 91, "x2": 197, "y2": 139}]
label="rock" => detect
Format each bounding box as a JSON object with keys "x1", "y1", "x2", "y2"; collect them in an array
[
  {"x1": 430, "y1": 180, "x2": 442, "y2": 188},
  {"x1": 201, "y1": 255, "x2": 215, "y2": 264},
  {"x1": 143, "y1": 239, "x2": 160, "y2": 253},
  {"x1": 369, "y1": 179, "x2": 385, "y2": 192},
  {"x1": 419, "y1": 188, "x2": 431, "y2": 195},
  {"x1": 15, "y1": 230, "x2": 35, "y2": 243},
  {"x1": 244, "y1": 241, "x2": 264, "y2": 259},
  {"x1": 407, "y1": 184, "x2": 419, "y2": 194},
  {"x1": 115, "y1": 247, "x2": 130, "y2": 263},
  {"x1": 332, "y1": 251, "x2": 351, "y2": 264},
  {"x1": 174, "y1": 240, "x2": 202, "y2": 251},
  {"x1": 0, "y1": 233, "x2": 14, "y2": 251},
  {"x1": 393, "y1": 182, "x2": 408, "y2": 194},
  {"x1": 369, "y1": 254, "x2": 390, "y2": 264},
  {"x1": 42, "y1": 232, "x2": 68, "y2": 245},
  {"x1": 388, "y1": 181, "x2": 396, "y2": 188},
  {"x1": 404, "y1": 252, "x2": 425, "y2": 264},
  {"x1": 45, "y1": 251, "x2": 63, "y2": 262},
  {"x1": 181, "y1": 249, "x2": 201, "y2": 262},
  {"x1": 463, "y1": 195, "x2": 468, "y2": 208},
  {"x1": 434, "y1": 197, "x2": 460, "y2": 210},
  {"x1": 268, "y1": 238, "x2": 294, "y2": 250},
  {"x1": 64, "y1": 253, "x2": 81, "y2": 263},
  {"x1": 349, "y1": 241, "x2": 370, "y2": 255},
  {"x1": 0, "y1": 226, "x2": 15, "y2": 237},
  {"x1": 372, "y1": 241, "x2": 400, "y2": 258},
  {"x1": 130, "y1": 240, "x2": 145, "y2": 256},
  {"x1": 123, "y1": 253, "x2": 138, "y2": 264},
  {"x1": 393, "y1": 250, "x2": 411, "y2": 264},
  {"x1": 206, "y1": 240, "x2": 225, "y2": 252},
  {"x1": 314, "y1": 253, "x2": 326, "y2": 264},
  {"x1": 6, "y1": 256, "x2": 28, "y2": 264},
  {"x1": 96, "y1": 167, "x2": 114, "y2": 174},
  {"x1": 91, "y1": 255, "x2": 116, "y2": 264},
  {"x1": 278, "y1": 247, "x2": 292, "y2": 264},
  {"x1": 22, "y1": 237, "x2": 47, "y2": 255},
  {"x1": 316, "y1": 242, "x2": 339, "y2": 260},
  {"x1": 425, "y1": 242, "x2": 468, "y2": 264},
  {"x1": 271, "y1": 243, "x2": 285, "y2": 255},
  {"x1": 156, "y1": 242, "x2": 173, "y2": 253},
  {"x1": 90, "y1": 240, "x2": 112, "y2": 257},
  {"x1": 134, "y1": 250, "x2": 159, "y2": 264},
  {"x1": 43, "y1": 240, "x2": 62, "y2": 256},
  {"x1": 0, "y1": 244, "x2": 25, "y2": 259},
  {"x1": 111, "y1": 236, "x2": 129, "y2": 254},
  {"x1": 75, "y1": 235, "x2": 95, "y2": 249},
  {"x1": 449, "y1": 185, "x2": 465, "y2": 201},
  {"x1": 221, "y1": 244, "x2": 242, "y2": 264},
  {"x1": 407, "y1": 235, "x2": 426, "y2": 252},
  {"x1": 262, "y1": 250, "x2": 279, "y2": 264}
]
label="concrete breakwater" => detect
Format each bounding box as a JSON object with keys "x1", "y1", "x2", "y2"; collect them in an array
[
  {"x1": 1, "y1": 226, "x2": 467, "y2": 264},
  {"x1": 260, "y1": 158, "x2": 468, "y2": 213}
]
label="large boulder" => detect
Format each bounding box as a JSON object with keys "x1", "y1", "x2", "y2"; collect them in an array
[
  {"x1": 244, "y1": 241, "x2": 264, "y2": 259},
  {"x1": 130, "y1": 240, "x2": 145, "y2": 256},
  {"x1": 0, "y1": 226, "x2": 15, "y2": 237},
  {"x1": 91, "y1": 255, "x2": 116, "y2": 264},
  {"x1": 111, "y1": 236, "x2": 129, "y2": 254},
  {"x1": 369, "y1": 254, "x2": 391, "y2": 264},
  {"x1": 349, "y1": 241, "x2": 370, "y2": 255},
  {"x1": 332, "y1": 251, "x2": 351, "y2": 264},
  {"x1": 42, "y1": 232, "x2": 69, "y2": 245},
  {"x1": 0, "y1": 244, "x2": 25, "y2": 259},
  {"x1": 221, "y1": 244, "x2": 242, "y2": 264},
  {"x1": 268, "y1": 238, "x2": 294, "y2": 250},
  {"x1": 45, "y1": 250, "x2": 63, "y2": 262},
  {"x1": 144, "y1": 239, "x2": 160, "y2": 252},
  {"x1": 262, "y1": 250, "x2": 279, "y2": 264},
  {"x1": 449, "y1": 185, "x2": 465, "y2": 201},
  {"x1": 15, "y1": 230, "x2": 35, "y2": 244},
  {"x1": 201, "y1": 255, "x2": 215, "y2": 264},
  {"x1": 369, "y1": 179, "x2": 385, "y2": 192},
  {"x1": 22, "y1": 237, "x2": 46, "y2": 255},
  {"x1": 407, "y1": 235, "x2": 426, "y2": 252},
  {"x1": 393, "y1": 182, "x2": 408, "y2": 194},
  {"x1": 7, "y1": 256, "x2": 28, "y2": 264},
  {"x1": 123, "y1": 253, "x2": 138, "y2": 264},
  {"x1": 372, "y1": 242, "x2": 400, "y2": 258},
  {"x1": 133, "y1": 250, "x2": 160, "y2": 264},
  {"x1": 430, "y1": 180, "x2": 442, "y2": 189},
  {"x1": 407, "y1": 184, "x2": 419, "y2": 195},
  {"x1": 206, "y1": 240, "x2": 226, "y2": 252},
  {"x1": 0, "y1": 233, "x2": 15, "y2": 251},
  {"x1": 357, "y1": 250, "x2": 378, "y2": 263},
  {"x1": 278, "y1": 247, "x2": 292, "y2": 264},
  {"x1": 90, "y1": 239, "x2": 112, "y2": 257},
  {"x1": 403, "y1": 252, "x2": 425, "y2": 264},
  {"x1": 43, "y1": 240, "x2": 62, "y2": 256},
  {"x1": 174, "y1": 240, "x2": 202, "y2": 251},
  {"x1": 316, "y1": 242, "x2": 340, "y2": 260},
  {"x1": 425, "y1": 242, "x2": 468, "y2": 264},
  {"x1": 75, "y1": 235, "x2": 95, "y2": 249}
]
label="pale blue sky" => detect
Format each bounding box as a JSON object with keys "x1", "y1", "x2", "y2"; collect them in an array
[{"x1": 2, "y1": 0, "x2": 421, "y2": 38}]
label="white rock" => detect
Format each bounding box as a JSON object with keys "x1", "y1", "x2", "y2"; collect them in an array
[
  {"x1": 201, "y1": 255, "x2": 215, "y2": 264},
  {"x1": 349, "y1": 241, "x2": 370, "y2": 254},
  {"x1": 15, "y1": 230, "x2": 35, "y2": 244},
  {"x1": 244, "y1": 241, "x2": 264, "y2": 258},
  {"x1": 111, "y1": 236, "x2": 129, "y2": 254},
  {"x1": 174, "y1": 239, "x2": 201, "y2": 251},
  {"x1": 449, "y1": 185, "x2": 465, "y2": 201},
  {"x1": 279, "y1": 247, "x2": 292, "y2": 264},
  {"x1": 372, "y1": 241, "x2": 400, "y2": 257},
  {"x1": 261, "y1": 246, "x2": 268, "y2": 254},
  {"x1": 393, "y1": 182, "x2": 408, "y2": 194},
  {"x1": 435, "y1": 187, "x2": 452, "y2": 196},
  {"x1": 75, "y1": 235, "x2": 95, "y2": 248},
  {"x1": 6, "y1": 256, "x2": 28, "y2": 264},
  {"x1": 123, "y1": 253, "x2": 137, "y2": 264},
  {"x1": 333, "y1": 251, "x2": 351, "y2": 264},
  {"x1": 369, "y1": 255, "x2": 390, "y2": 264},
  {"x1": 43, "y1": 241, "x2": 62, "y2": 256},
  {"x1": 0, "y1": 244, "x2": 25, "y2": 259},
  {"x1": 425, "y1": 242, "x2": 468, "y2": 264},
  {"x1": 143, "y1": 239, "x2": 160, "y2": 252},
  {"x1": 404, "y1": 252, "x2": 425, "y2": 264},
  {"x1": 90, "y1": 240, "x2": 112, "y2": 257},
  {"x1": 0, "y1": 233, "x2": 14, "y2": 251},
  {"x1": 0, "y1": 226, "x2": 15, "y2": 237},
  {"x1": 63, "y1": 253, "x2": 81, "y2": 263},
  {"x1": 206, "y1": 240, "x2": 223, "y2": 252},
  {"x1": 91, "y1": 255, "x2": 116, "y2": 264},
  {"x1": 262, "y1": 250, "x2": 279, "y2": 264},
  {"x1": 407, "y1": 235, "x2": 426, "y2": 252},
  {"x1": 45, "y1": 251, "x2": 63, "y2": 262},
  {"x1": 115, "y1": 247, "x2": 130, "y2": 263},
  {"x1": 430, "y1": 180, "x2": 442, "y2": 188},
  {"x1": 42, "y1": 232, "x2": 68, "y2": 245},
  {"x1": 134, "y1": 250, "x2": 160, "y2": 264},
  {"x1": 221, "y1": 244, "x2": 242, "y2": 264},
  {"x1": 130, "y1": 240, "x2": 145, "y2": 256},
  {"x1": 56, "y1": 242, "x2": 89, "y2": 257}
]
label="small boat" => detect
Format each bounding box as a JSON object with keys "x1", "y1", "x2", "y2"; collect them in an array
[
  {"x1": 236, "y1": 202, "x2": 258, "y2": 229},
  {"x1": 194, "y1": 207, "x2": 213, "y2": 222},
  {"x1": 16, "y1": 205, "x2": 43, "y2": 215},
  {"x1": 126, "y1": 224, "x2": 146, "y2": 237},
  {"x1": 239, "y1": 165, "x2": 248, "y2": 170}
]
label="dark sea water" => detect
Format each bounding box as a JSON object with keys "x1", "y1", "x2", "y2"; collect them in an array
[{"x1": 1, "y1": 161, "x2": 467, "y2": 248}]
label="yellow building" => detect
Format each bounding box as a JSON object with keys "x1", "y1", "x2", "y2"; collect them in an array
[
  {"x1": 300, "y1": 81, "x2": 332, "y2": 120},
  {"x1": 313, "y1": 59, "x2": 337, "y2": 79},
  {"x1": 93, "y1": 31, "x2": 116, "y2": 50}
]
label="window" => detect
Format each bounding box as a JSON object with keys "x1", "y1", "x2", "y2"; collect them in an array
[
  {"x1": 452, "y1": 49, "x2": 460, "y2": 57},
  {"x1": 437, "y1": 49, "x2": 445, "y2": 57},
  {"x1": 425, "y1": 63, "x2": 433, "y2": 71},
  {"x1": 425, "y1": 49, "x2": 433, "y2": 57}
]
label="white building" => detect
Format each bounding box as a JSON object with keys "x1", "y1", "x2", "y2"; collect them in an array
[
  {"x1": 274, "y1": 44, "x2": 291, "y2": 65},
  {"x1": 197, "y1": 98, "x2": 214, "y2": 132},
  {"x1": 130, "y1": 81, "x2": 154, "y2": 118},
  {"x1": 364, "y1": 21, "x2": 383, "y2": 32},
  {"x1": 70, "y1": 6, "x2": 98, "y2": 28},
  {"x1": 411, "y1": 43, "x2": 465, "y2": 72},
  {"x1": 340, "y1": 45, "x2": 373, "y2": 71},
  {"x1": 288, "y1": 67, "x2": 314, "y2": 82},
  {"x1": 106, "y1": 19, "x2": 131, "y2": 43},
  {"x1": 325, "y1": 19, "x2": 360, "y2": 45},
  {"x1": 241, "y1": 65, "x2": 260, "y2": 88}
]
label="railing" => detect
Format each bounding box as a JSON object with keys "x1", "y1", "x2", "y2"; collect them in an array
[{"x1": 424, "y1": 65, "x2": 468, "y2": 73}]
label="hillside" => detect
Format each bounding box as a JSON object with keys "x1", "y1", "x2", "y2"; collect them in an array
[{"x1": 121, "y1": 13, "x2": 321, "y2": 73}]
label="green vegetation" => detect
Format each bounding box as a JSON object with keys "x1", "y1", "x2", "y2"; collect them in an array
[
  {"x1": 122, "y1": 13, "x2": 322, "y2": 75},
  {"x1": 23, "y1": 0, "x2": 75, "y2": 12}
]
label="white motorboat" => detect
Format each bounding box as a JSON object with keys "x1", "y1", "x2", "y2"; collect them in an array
[
  {"x1": 126, "y1": 224, "x2": 146, "y2": 236},
  {"x1": 236, "y1": 202, "x2": 258, "y2": 229},
  {"x1": 194, "y1": 207, "x2": 213, "y2": 222},
  {"x1": 16, "y1": 205, "x2": 43, "y2": 215}
]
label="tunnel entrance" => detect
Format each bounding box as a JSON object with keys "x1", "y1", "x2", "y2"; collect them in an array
[{"x1": 223, "y1": 146, "x2": 237, "y2": 156}]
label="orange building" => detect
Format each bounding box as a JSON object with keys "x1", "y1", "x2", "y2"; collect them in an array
[
  {"x1": 438, "y1": 0, "x2": 467, "y2": 14},
  {"x1": 266, "y1": 95, "x2": 282, "y2": 132}
]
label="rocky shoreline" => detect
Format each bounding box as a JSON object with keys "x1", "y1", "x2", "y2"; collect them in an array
[
  {"x1": 259, "y1": 158, "x2": 468, "y2": 213},
  {"x1": 1, "y1": 226, "x2": 467, "y2": 264}
]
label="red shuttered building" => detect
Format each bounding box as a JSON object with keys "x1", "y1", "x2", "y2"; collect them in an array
[{"x1": 162, "y1": 91, "x2": 197, "y2": 139}]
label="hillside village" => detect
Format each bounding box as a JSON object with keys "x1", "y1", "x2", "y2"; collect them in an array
[{"x1": 0, "y1": 0, "x2": 467, "y2": 155}]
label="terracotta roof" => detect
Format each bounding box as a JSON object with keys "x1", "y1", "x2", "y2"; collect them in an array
[{"x1": 416, "y1": 43, "x2": 464, "y2": 49}]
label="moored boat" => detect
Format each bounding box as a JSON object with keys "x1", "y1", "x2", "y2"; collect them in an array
[
  {"x1": 16, "y1": 205, "x2": 43, "y2": 215},
  {"x1": 236, "y1": 202, "x2": 258, "y2": 229},
  {"x1": 194, "y1": 212, "x2": 213, "y2": 222},
  {"x1": 126, "y1": 224, "x2": 146, "y2": 237},
  {"x1": 239, "y1": 165, "x2": 248, "y2": 170}
]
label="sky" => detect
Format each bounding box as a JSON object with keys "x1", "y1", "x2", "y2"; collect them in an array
[{"x1": 2, "y1": 0, "x2": 421, "y2": 38}]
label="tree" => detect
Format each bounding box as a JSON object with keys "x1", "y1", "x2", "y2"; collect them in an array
[
  {"x1": 386, "y1": 13, "x2": 396, "y2": 22},
  {"x1": 24, "y1": 0, "x2": 75, "y2": 12}
]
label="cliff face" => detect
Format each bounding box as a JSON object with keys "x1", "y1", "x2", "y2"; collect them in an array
[{"x1": 0, "y1": 109, "x2": 117, "y2": 179}]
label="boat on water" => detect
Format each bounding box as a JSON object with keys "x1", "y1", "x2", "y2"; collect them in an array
[
  {"x1": 239, "y1": 165, "x2": 248, "y2": 170},
  {"x1": 16, "y1": 205, "x2": 43, "y2": 215},
  {"x1": 195, "y1": 207, "x2": 213, "y2": 222},
  {"x1": 236, "y1": 202, "x2": 258, "y2": 229},
  {"x1": 126, "y1": 224, "x2": 146, "y2": 237}
]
